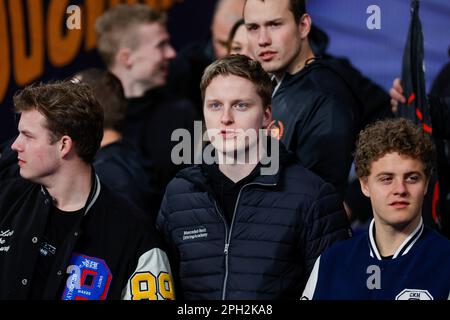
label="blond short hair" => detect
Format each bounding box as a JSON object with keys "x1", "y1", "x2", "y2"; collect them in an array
[{"x1": 96, "y1": 4, "x2": 166, "y2": 67}]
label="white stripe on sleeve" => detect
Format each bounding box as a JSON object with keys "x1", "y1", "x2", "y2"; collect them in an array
[{"x1": 301, "y1": 256, "x2": 321, "y2": 300}]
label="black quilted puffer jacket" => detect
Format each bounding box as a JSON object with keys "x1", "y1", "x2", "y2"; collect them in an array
[{"x1": 157, "y1": 145, "x2": 351, "y2": 300}]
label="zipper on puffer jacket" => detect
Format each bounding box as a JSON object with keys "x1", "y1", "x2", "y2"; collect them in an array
[
  {"x1": 213, "y1": 201, "x2": 229, "y2": 300},
  {"x1": 218, "y1": 181, "x2": 277, "y2": 300}
]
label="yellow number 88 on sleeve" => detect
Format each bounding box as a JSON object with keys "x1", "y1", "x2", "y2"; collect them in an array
[{"x1": 130, "y1": 271, "x2": 174, "y2": 300}]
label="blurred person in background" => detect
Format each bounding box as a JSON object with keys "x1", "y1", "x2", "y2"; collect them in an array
[
  {"x1": 227, "y1": 19, "x2": 254, "y2": 58},
  {"x1": 72, "y1": 69, "x2": 157, "y2": 218},
  {"x1": 96, "y1": 4, "x2": 198, "y2": 215},
  {"x1": 167, "y1": 0, "x2": 246, "y2": 111}
]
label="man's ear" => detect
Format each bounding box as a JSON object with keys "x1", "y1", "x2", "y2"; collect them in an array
[
  {"x1": 262, "y1": 105, "x2": 272, "y2": 128},
  {"x1": 298, "y1": 13, "x2": 312, "y2": 39},
  {"x1": 359, "y1": 177, "x2": 371, "y2": 198},
  {"x1": 59, "y1": 136, "x2": 74, "y2": 159},
  {"x1": 115, "y1": 48, "x2": 132, "y2": 68}
]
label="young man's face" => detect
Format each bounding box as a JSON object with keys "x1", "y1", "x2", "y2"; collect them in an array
[
  {"x1": 244, "y1": 0, "x2": 303, "y2": 77},
  {"x1": 203, "y1": 74, "x2": 271, "y2": 156},
  {"x1": 359, "y1": 152, "x2": 429, "y2": 230},
  {"x1": 11, "y1": 109, "x2": 61, "y2": 183},
  {"x1": 127, "y1": 22, "x2": 176, "y2": 91}
]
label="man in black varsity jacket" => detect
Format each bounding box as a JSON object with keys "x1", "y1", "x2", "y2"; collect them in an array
[{"x1": 0, "y1": 81, "x2": 174, "y2": 300}]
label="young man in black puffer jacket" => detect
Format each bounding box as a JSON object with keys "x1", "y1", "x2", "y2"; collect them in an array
[{"x1": 157, "y1": 54, "x2": 350, "y2": 300}]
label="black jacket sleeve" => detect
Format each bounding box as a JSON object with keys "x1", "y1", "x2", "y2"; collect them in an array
[
  {"x1": 294, "y1": 95, "x2": 355, "y2": 197},
  {"x1": 301, "y1": 182, "x2": 351, "y2": 281}
]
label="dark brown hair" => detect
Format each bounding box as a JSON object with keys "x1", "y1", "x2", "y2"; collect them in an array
[
  {"x1": 73, "y1": 68, "x2": 126, "y2": 132},
  {"x1": 14, "y1": 81, "x2": 104, "y2": 163},
  {"x1": 244, "y1": 0, "x2": 306, "y2": 24},
  {"x1": 227, "y1": 18, "x2": 245, "y2": 53},
  {"x1": 355, "y1": 118, "x2": 435, "y2": 178},
  {"x1": 288, "y1": 0, "x2": 307, "y2": 24}
]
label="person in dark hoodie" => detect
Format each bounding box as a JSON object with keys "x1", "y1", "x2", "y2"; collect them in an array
[
  {"x1": 243, "y1": 0, "x2": 362, "y2": 198},
  {"x1": 72, "y1": 69, "x2": 158, "y2": 219},
  {"x1": 95, "y1": 4, "x2": 198, "y2": 213},
  {"x1": 157, "y1": 54, "x2": 350, "y2": 300}
]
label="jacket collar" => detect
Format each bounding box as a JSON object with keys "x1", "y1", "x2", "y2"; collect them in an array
[
  {"x1": 177, "y1": 139, "x2": 294, "y2": 190},
  {"x1": 39, "y1": 170, "x2": 101, "y2": 217},
  {"x1": 368, "y1": 217, "x2": 424, "y2": 260}
]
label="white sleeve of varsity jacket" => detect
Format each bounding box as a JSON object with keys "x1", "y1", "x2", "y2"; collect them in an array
[
  {"x1": 301, "y1": 256, "x2": 321, "y2": 300},
  {"x1": 121, "y1": 248, "x2": 175, "y2": 300}
]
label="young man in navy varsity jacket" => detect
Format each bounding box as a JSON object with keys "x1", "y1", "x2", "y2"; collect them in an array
[
  {"x1": 302, "y1": 118, "x2": 450, "y2": 300},
  {"x1": 156, "y1": 54, "x2": 350, "y2": 300},
  {"x1": 0, "y1": 81, "x2": 174, "y2": 300}
]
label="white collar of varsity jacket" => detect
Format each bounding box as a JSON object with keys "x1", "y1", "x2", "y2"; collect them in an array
[
  {"x1": 39, "y1": 173, "x2": 101, "y2": 217},
  {"x1": 368, "y1": 217, "x2": 424, "y2": 260}
]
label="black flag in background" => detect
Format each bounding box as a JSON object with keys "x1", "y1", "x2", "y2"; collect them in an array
[
  {"x1": 398, "y1": 0, "x2": 442, "y2": 230},
  {"x1": 398, "y1": 0, "x2": 432, "y2": 134}
]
